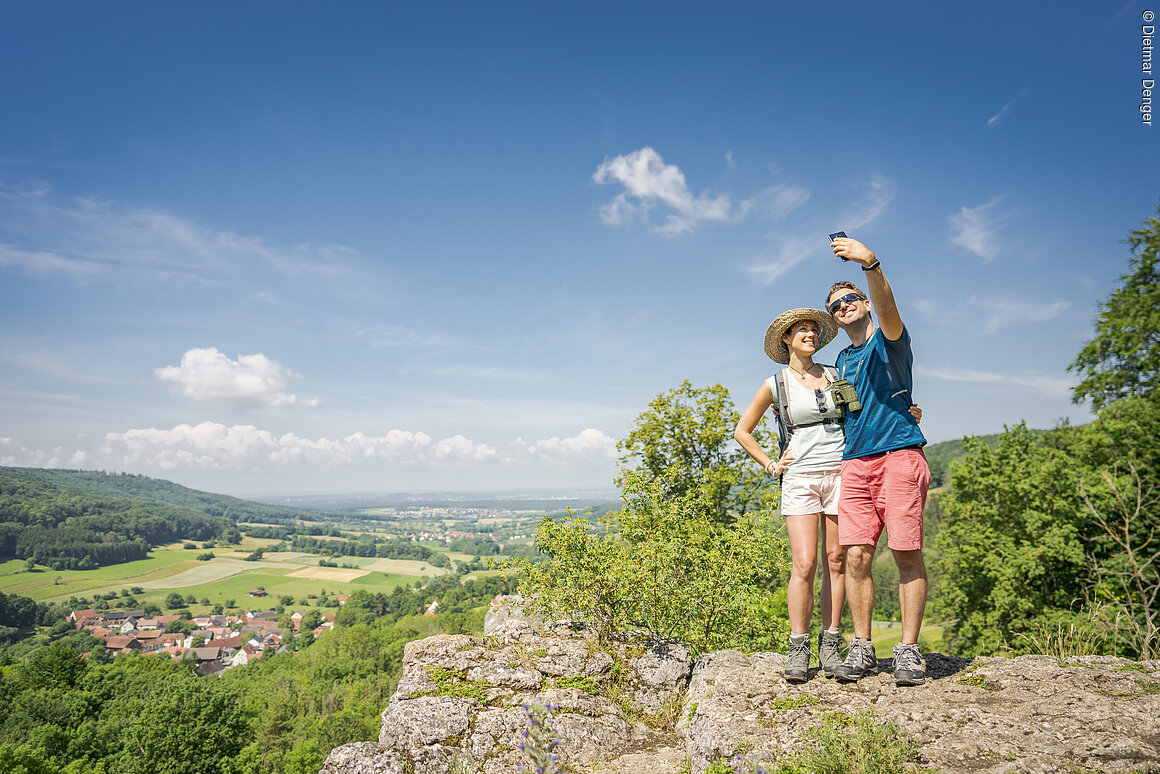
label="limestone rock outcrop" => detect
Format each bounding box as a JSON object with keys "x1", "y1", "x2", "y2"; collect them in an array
[{"x1": 321, "y1": 601, "x2": 1160, "y2": 774}]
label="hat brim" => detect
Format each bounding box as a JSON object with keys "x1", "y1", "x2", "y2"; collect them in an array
[{"x1": 763, "y1": 308, "x2": 839, "y2": 363}]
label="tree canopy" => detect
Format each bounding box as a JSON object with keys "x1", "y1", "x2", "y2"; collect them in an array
[
  {"x1": 1070, "y1": 206, "x2": 1160, "y2": 409},
  {"x1": 615, "y1": 380, "x2": 778, "y2": 524},
  {"x1": 936, "y1": 208, "x2": 1160, "y2": 659}
]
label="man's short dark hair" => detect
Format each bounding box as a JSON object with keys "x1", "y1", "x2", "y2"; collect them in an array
[{"x1": 827, "y1": 280, "x2": 866, "y2": 305}]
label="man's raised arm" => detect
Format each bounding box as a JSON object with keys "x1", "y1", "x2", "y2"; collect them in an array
[{"x1": 831, "y1": 237, "x2": 904, "y2": 341}]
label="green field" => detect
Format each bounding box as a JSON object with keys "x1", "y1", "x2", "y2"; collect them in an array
[
  {"x1": 1, "y1": 545, "x2": 445, "y2": 610},
  {"x1": 871, "y1": 620, "x2": 949, "y2": 656}
]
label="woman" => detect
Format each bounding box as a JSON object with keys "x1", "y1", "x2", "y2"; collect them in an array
[{"x1": 734, "y1": 308, "x2": 919, "y2": 683}]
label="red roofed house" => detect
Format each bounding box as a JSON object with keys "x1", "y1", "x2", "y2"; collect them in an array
[
  {"x1": 69, "y1": 610, "x2": 97, "y2": 628},
  {"x1": 103, "y1": 636, "x2": 142, "y2": 654}
]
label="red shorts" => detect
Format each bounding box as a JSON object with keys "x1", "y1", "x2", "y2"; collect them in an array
[{"x1": 838, "y1": 447, "x2": 930, "y2": 550}]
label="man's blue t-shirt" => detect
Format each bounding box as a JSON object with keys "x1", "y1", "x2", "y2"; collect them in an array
[{"x1": 835, "y1": 325, "x2": 927, "y2": 460}]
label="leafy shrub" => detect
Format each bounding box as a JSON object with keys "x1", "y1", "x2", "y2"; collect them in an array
[{"x1": 505, "y1": 469, "x2": 788, "y2": 654}]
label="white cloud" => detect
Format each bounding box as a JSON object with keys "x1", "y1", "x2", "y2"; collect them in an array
[
  {"x1": 949, "y1": 195, "x2": 1010, "y2": 261},
  {"x1": 916, "y1": 366, "x2": 1076, "y2": 399},
  {"x1": 965, "y1": 295, "x2": 1070, "y2": 333},
  {"x1": 725, "y1": 150, "x2": 735, "y2": 169},
  {"x1": 95, "y1": 422, "x2": 500, "y2": 471},
  {"x1": 0, "y1": 436, "x2": 72, "y2": 468},
  {"x1": 593, "y1": 147, "x2": 752, "y2": 236},
  {"x1": 518, "y1": 428, "x2": 617, "y2": 460},
  {"x1": 434, "y1": 434, "x2": 498, "y2": 462},
  {"x1": 4, "y1": 424, "x2": 616, "y2": 481},
  {"x1": 155, "y1": 348, "x2": 319, "y2": 408}
]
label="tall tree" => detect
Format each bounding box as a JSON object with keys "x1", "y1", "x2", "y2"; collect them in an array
[
  {"x1": 1070, "y1": 206, "x2": 1160, "y2": 409},
  {"x1": 616, "y1": 381, "x2": 777, "y2": 524}
]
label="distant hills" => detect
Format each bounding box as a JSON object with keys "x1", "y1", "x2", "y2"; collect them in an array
[
  {"x1": 0, "y1": 467, "x2": 335, "y2": 571},
  {"x1": 4, "y1": 467, "x2": 331, "y2": 524}
]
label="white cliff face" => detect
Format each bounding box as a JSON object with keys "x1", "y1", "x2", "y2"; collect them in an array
[{"x1": 320, "y1": 599, "x2": 1160, "y2": 774}]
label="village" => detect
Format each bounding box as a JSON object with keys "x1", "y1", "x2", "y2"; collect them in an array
[{"x1": 64, "y1": 593, "x2": 349, "y2": 675}]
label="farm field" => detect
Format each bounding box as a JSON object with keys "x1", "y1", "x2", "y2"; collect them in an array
[{"x1": 1, "y1": 545, "x2": 446, "y2": 609}]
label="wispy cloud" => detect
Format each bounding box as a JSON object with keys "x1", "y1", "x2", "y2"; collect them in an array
[
  {"x1": 841, "y1": 175, "x2": 897, "y2": 229},
  {"x1": 724, "y1": 150, "x2": 736, "y2": 169},
  {"x1": 745, "y1": 175, "x2": 895, "y2": 285},
  {"x1": 593, "y1": 147, "x2": 753, "y2": 236},
  {"x1": 965, "y1": 295, "x2": 1070, "y2": 333},
  {"x1": 155, "y1": 348, "x2": 319, "y2": 408},
  {"x1": 916, "y1": 366, "x2": 1076, "y2": 399},
  {"x1": 986, "y1": 91, "x2": 1027, "y2": 128},
  {"x1": 949, "y1": 195, "x2": 1011, "y2": 261},
  {"x1": 912, "y1": 293, "x2": 1069, "y2": 333},
  {"x1": 745, "y1": 235, "x2": 816, "y2": 285},
  {"x1": 755, "y1": 183, "x2": 811, "y2": 222},
  {"x1": 0, "y1": 181, "x2": 357, "y2": 286},
  {"x1": 356, "y1": 323, "x2": 463, "y2": 351}
]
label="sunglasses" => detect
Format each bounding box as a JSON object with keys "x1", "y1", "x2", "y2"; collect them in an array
[
  {"x1": 815, "y1": 389, "x2": 828, "y2": 414},
  {"x1": 827, "y1": 292, "x2": 866, "y2": 315}
]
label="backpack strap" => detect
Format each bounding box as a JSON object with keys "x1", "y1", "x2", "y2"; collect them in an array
[{"x1": 775, "y1": 370, "x2": 794, "y2": 434}]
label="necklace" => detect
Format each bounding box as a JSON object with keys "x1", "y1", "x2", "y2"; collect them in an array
[{"x1": 788, "y1": 363, "x2": 816, "y2": 380}]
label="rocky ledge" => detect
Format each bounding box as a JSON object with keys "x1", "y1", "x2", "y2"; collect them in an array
[{"x1": 320, "y1": 603, "x2": 1160, "y2": 774}]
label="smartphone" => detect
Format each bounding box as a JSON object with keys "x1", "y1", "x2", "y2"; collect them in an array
[{"x1": 828, "y1": 231, "x2": 849, "y2": 261}]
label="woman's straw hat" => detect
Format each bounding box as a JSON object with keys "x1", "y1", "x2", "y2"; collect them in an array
[{"x1": 763, "y1": 308, "x2": 839, "y2": 363}]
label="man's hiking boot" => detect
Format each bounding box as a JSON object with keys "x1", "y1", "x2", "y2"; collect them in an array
[
  {"x1": 892, "y1": 643, "x2": 926, "y2": 686},
  {"x1": 784, "y1": 634, "x2": 811, "y2": 683},
  {"x1": 818, "y1": 630, "x2": 843, "y2": 677},
  {"x1": 831, "y1": 637, "x2": 878, "y2": 682}
]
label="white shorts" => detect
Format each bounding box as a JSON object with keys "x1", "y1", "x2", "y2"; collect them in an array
[{"x1": 780, "y1": 469, "x2": 841, "y2": 516}]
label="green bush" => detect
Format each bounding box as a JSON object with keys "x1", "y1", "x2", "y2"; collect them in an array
[{"x1": 505, "y1": 469, "x2": 788, "y2": 654}]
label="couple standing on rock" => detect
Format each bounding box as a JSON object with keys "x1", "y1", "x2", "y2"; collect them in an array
[{"x1": 734, "y1": 236, "x2": 931, "y2": 687}]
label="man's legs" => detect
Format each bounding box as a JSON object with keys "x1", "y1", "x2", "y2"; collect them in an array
[
  {"x1": 893, "y1": 548, "x2": 927, "y2": 644},
  {"x1": 882, "y1": 449, "x2": 931, "y2": 687},
  {"x1": 844, "y1": 544, "x2": 876, "y2": 639}
]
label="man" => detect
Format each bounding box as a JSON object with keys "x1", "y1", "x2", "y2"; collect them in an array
[{"x1": 825, "y1": 236, "x2": 931, "y2": 687}]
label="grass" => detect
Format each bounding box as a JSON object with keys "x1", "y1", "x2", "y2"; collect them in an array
[
  {"x1": 870, "y1": 620, "x2": 948, "y2": 657},
  {"x1": 4, "y1": 545, "x2": 436, "y2": 611},
  {"x1": 414, "y1": 666, "x2": 493, "y2": 702},
  {"x1": 955, "y1": 674, "x2": 998, "y2": 691},
  {"x1": 769, "y1": 694, "x2": 820, "y2": 711},
  {"x1": 553, "y1": 675, "x2": 599, "y2": 695}
]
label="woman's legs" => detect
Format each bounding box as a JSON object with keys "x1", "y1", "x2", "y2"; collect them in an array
[
  {"x1": 785, "y1": 513, "x2": 821, "y2": 635},
  {"x1": 819, "y1": 512, "x2": 846, "y2": 630}
]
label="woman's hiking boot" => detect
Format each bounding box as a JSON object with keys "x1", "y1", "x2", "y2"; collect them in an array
[
  {"x1": 892, "y1": 643, "x2": 926, "y2": 686},
  {"x1": 831, "y1": 637, "x2": 878, "y2": 682},
  {"x1": 817, "y1": 630, "x2": 843, "y2": 677},
  {"x1": 784, "y1": 634, "x2": 811, "y2": 683}
]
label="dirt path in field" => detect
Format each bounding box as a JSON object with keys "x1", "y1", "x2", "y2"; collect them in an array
[
  {"x1": 133, "y1": 558, "x2": 292, "y2": 589},
  {"x1": 285, "y1": 566, "x2": 369, "y2": 582}
]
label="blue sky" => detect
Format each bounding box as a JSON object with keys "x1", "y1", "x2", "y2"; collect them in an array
[{"x1": 1, "y1": 1, "x2": 1156, "y2": 496}]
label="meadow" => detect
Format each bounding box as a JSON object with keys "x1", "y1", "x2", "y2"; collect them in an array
[{"x1": 0, "y1": 532, "x2": 462, "y2": 613}]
